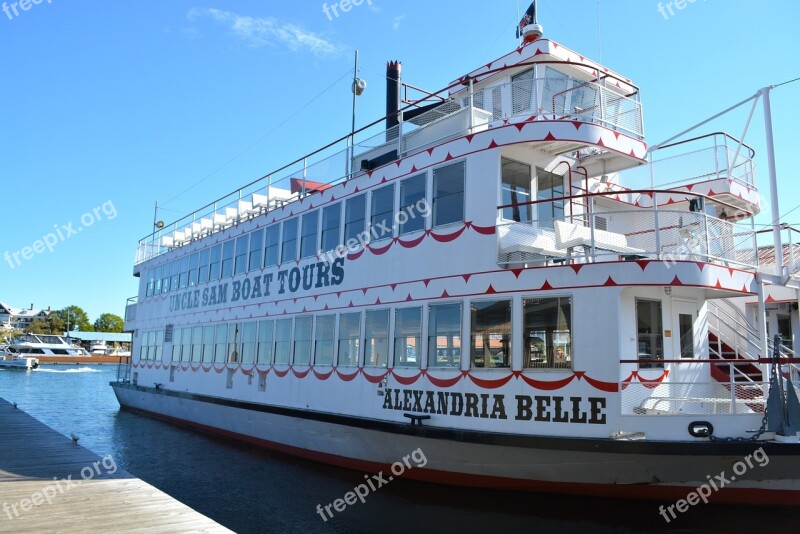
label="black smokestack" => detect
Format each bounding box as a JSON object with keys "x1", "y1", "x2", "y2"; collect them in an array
[{"x1": 386, "y1": 61, "x2": 401, "y2": 139}]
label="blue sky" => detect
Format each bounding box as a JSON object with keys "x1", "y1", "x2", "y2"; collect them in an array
[{"x1": 1, "y1": 0, "x2": 798, "y2": 322}]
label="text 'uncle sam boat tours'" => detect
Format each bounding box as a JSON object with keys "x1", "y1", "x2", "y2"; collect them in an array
[{"x1": 112, "y1": 4, "x2": 800, "y2": 506}]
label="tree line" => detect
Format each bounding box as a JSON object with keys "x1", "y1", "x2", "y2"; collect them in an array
[{"x1": 2, "y1": 306, "x2": 124, "y2": 341}]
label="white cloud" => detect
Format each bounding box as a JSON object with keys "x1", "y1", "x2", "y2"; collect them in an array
[
  {"x1": 188, "y1": 8, "x2": 342, "y2": 56},
  {"x1": 392, "y1": 14, "x2": 406, "y2": 31}
]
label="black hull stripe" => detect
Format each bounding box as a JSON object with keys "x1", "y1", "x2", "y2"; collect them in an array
[{"x1": 111, "y1": 382, "x2": 798, "y2": 456}]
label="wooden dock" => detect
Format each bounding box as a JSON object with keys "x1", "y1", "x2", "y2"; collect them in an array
[{"x1": 0, "y1": 397, "x2": 232, "y2": 533}]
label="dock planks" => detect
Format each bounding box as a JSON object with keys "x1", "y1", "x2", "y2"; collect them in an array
[{"x1": 0, "y1": 397, "x2": 232, "y2": 533}]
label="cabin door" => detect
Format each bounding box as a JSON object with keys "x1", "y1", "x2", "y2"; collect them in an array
[{"x1": 670, "y1": 299, "x2": 698, "y2": 360}]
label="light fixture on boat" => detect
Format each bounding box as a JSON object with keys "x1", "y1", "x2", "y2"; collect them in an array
[
  {"x1": 155, "y1": 220, "x2": 164, "y2": 229},
  {"x1": 352, "y1": 78, "x2": 367, "y2": 96},
  {"x1": 664, "y1": 287, "x2": 672, "y2": 295}
]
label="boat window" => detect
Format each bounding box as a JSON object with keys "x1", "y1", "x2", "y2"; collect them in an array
[
  {"x1": 234, "y1": 234, "x2": 249, "y2": 276},
  {"x1": 300, "y1": 211, "x2": 320, "y2": 259},
  {"x1": 321, "y1": 204, "x2": 342, "y2": 254},
  {"x1": 240, "y1": 322, "x2": 258, "y2": 364},
  {"x1": 249, "y1": 229, "x2": 264, "y2": 271},
  {"x1": 433, "y1": 161, "x2": 465, "y2": 227},
  {"x1": 471, "y1": 300, "x2": 511, "y2": 368},
  {"x1": 51, "y1": 349, "x2": 69, "y2": 355},
  {"x1": 523, "y1": 297, "x2": 572, "y2": 369},
  {"x1": 202, "y1": 326, "x2": 215, "y2": 363},
  {"x1": 365, "y1": 309, "x2": 390, "y2": 367},
  {"x1": 371, "y1": 184, "x2": 395, "y2": 242},
  {"x1": 428, "y1": 303, "x2": 462, "y2": 368},
  {"x1": 172, "y1": 328, "x2": 182, "y2": 362},
  {"x1": 152, "y1": 265, "x2": 162, "y2": 295},
  {"x1": 221, "y1": 240, "x2": 235, "y2": 278},
  {"x1": 191, "y1": 326, "x2": 202, "y2": 362},
  {"x1": 170, "y1": 260, "x2": 180, "y2": 293},
  {"x1": 400, "y1": 173, "x2": 427, "y2": 234},
  {"x1": 209, "y1": 244, "x2": 222, "y2": 282},
  {"x1": 214, "y1": 324, "x2": 228, "y2": 363},
  {"x1": 155, "y1": 330, "x2": 164, "y2": 361},
  {"x1": 274, "y1": 318, "x2": 293, "y2": 364},
  {"x1": 536, "y1": 168, "x2": 565, "y2": 228},
  {"x1": 257, "y1": 320, "x2": 274, "y2": 364},
  {"x1": 636, "y1": 299, "x2": 664, "y2": 369},
  {"x1": 187, "y1": 253, "x2": 199, "y2": 287},
  {"x1": 281, "y1": 218, "x2": 299, "y2": 263},
  {"x1": 501, "y1": 158, "x2": 532, "y2": 222},
  {"x1": 139, "y1": 336, "x2": 149, "y2": 361},
  {"x1": 337, "y1": 312, "x2": 361, "y2": 367},
  {"x1": 179, "y1": 255, "x2": 190, "y2": 290},
  {"x1": 146, "y1": 269, "x2": 155, "y2": 297},
  {"x1": 198, "y1": 249, "x2": 210, "y2": 284},
  {"x1": 344, "y1": 194, "x2": 366, "y2": 244},
  {"x1": 314, "y1": 315, "x2": 335, "y2": 365},
  {"x1": 161, "y1": 265, "x2": 171, "y2": 294},
  {"x1": 293, "y1": 316, "x2": 313, "y2": 365},
  {"x1": 227, "y1": 323, "x2": 242, "y2": 363},
  {"x1": 181, "y1": 327, "x2": 192, "y2": 362},
  {"x1": 394, "y1": 307, "x2": 422, "y2": 368},
  {"x1": 264, "y1": 225, "x2": 280, "y2": 268},
  {"x1": 679, "y1": 314, "x2": 694, "y2": 359},
  {"x1": 511, "y1": 68, "x2": 535, "y2": 114}
]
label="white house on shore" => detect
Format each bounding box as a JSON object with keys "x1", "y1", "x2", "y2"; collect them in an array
[{"x1": 0, "y1": 302, "x2": 50, "y2": 331}]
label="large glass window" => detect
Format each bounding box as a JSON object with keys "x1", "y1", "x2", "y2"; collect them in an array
[
  {"x1": 240, "y1": 322, "x2": 257, "y2": 364},
  {"x1": 234, "y1": 235, "x2": 249, "y2": 276},
  {"x1": 188, "y1": 253, "x2": 199, "y2": 287},
  {"x1": 181, "y1": 326, "x2": 191, "y2": 362},
  {"x1": 264, "y1": 226, "x2": 280, "y2": 267},
  {"x1": 249, "y1": 229, "x2": 264, "y2": 271},
  {"x1": 394, "y1": 307, "x2": 422, "y2": 368},
  {"x1": 471, "y1": 300, "x2": 511, "y2": 368},
  {"x1": 679, "y1": 313, "x2": 695, "y2": 359},
  {"x1": 274, "y1": 318, "x2": 292, "y2": 364},
  {"x1": 314, "y1": 315, "x2": 335, "y2": 365},
  {"x1": 281, "y1": 218, "x2": 298, "y2": 263},
  {"x1": 364, "y1": 309, "x2": 389, "y2": 367},
  {"x1": 337, "y1": 312, "x2": 361, "y2": 366},
  {"x1": 428, "y1": 303, "x2": 462, "y2": 368},
  {"x1": 227, "y1": 323, "x2": 241, "y2": 363},
  {"x1": 321, "y1": 204, "x2": 341, "y2": 253},
  {"x1": 300, "y1": 212, "x2": 319, "y2": 259},
  {"x1": 637, "y1": 299, "x2": 664, "y2": 369},
  {"x1": 257, "y1": 320, "x2": 273, "y2": 364},
  {"x1": 511, "y1": 68, "x2": 535, "y2": 114},
  {"x1": 537, "y1": 169, "x2": 565, "y2": 228},
  {"x1": 170, "y1": 260, "x2": 179, "y2": 293},
  {"x1": 501, "y1": 158, "x2": 532, "y2": 222},
  {"x1": 171, "y1": 327, "x2": 182, "y2": 361},
  {"x1": 161, "y1": 265, "x2": 170, "y2": 294},
  {"x1": 198, "y1": 249, "x2": 210, "y2": 284},
  {"x1": 202, "y1": 325, "x2": 215, "y2": 363},
  {"x1": 214, "y1": 324, "x2": 228, "y2": 363},
  {"x1": 191, "y1": 326, "x2": 202, "y2": 362},
  {"x1": 293, "y1": 316, "x2": 313, "y2": 365},
  {"x1": 523, "y1": 297, "x2": 572, "y2": 369},
  {"x1": 370, "y1": 185, "x2": 395, "y2": 242},
  {"x1": 179, "y1": 256, "x2": 190, "y2": 290},
  {"x1": 400, "y1": 174, "x2": 426, "y2": 234},
  {"x1": 208, "y1": 244, "x2": 222, "y2": 282},
  {"x1": 145, "y1": 269, "x2": 154, "y2": 297},
  {"x1": 433, "y1": 161, "x2": 465, "y2": 227},
  {"x1": 344, "y1": 194, "x2": 366, "y2": 244},
  {"x1": 221, "y1": 240, "x2": 235, "y2": 278}
]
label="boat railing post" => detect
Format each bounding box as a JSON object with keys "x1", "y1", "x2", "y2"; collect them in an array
[
  {"x1": 266, "y1": 175, "x2": 272, "y2": 211},
  {"x1": 654, "y1": 192, "x2": 661, "y2": 260},
  {"x1": 730, "y1": 362, "x2": 737, "y2": 414},
  {"x1": 468, "y1": 78, "x2": 474, "y2": 133},
  {"x1": 302, "y1": 158, "x2": 307, "y2": 198},
  {"x1": 397, "y1": 111, "x2": 403, "y2": 158}
]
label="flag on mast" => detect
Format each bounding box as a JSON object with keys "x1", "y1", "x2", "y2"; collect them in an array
[{"x1": 516, "y1": 1, "x2": 538, "y2": 38}]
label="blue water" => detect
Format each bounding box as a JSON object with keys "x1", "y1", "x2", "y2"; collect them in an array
[{"x1": 0, "y1": 366, "x2": 794, "y2": 533}]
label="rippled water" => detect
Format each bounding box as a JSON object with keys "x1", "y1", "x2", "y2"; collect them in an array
[{"x1": 0, "y1": 366, "x2": 793, "y2": 533}]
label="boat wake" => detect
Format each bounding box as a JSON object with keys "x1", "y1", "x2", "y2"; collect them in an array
[{"x1": 36, "y1": 368, "x2": 105, "y2": 374}]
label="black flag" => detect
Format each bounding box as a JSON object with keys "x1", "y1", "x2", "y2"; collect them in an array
[{"x1": 516, "y1": 1, "x2": 537, "y2": 38}]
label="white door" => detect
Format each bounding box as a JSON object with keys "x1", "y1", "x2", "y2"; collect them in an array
[{"x1": 671, "y1": 299, "x2": 698, "y2": 360}]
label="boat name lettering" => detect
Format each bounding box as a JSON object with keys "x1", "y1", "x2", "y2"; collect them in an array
[
  {"x1": 381, "y1": 388, "x2": 606, "y2": 424},
  {"x1": 168, "y1": 258, "x2": 345, "y2": 312}
]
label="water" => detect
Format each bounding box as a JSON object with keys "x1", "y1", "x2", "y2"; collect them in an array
[{"x1": 0, "y1": 366, "x2": 794, "y2": 533}]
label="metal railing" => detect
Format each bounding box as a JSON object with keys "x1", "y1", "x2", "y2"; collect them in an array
[
  {"x1": 135, "y1": 64, "x2": 644, "y2": 265},
  {"x1": 497, "y1": 190, "x2": 758, "y2": 268},
  {"x1": 124, "y1": 296, "x2": 138, "y2": 324},
  {"x1": 620, "y1": 133, "x2": 757, "y2": 191}
]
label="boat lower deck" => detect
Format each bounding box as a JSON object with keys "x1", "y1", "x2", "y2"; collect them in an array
[{"x1": 0, "y1": 397, "x2": 231, "y2": 533}]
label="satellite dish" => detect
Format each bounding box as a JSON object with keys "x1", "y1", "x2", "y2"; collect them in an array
[
  {"x1": 155, "y1": 221, "x2": 165, "y2": 229},
  {"x1": 352, "y1": 78, "x2": 367, "y2": 96}
]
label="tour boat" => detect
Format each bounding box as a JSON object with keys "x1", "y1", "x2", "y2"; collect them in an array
[
  {"x1": 7, "y1": 335, "x2": 128, "y2": 364},
  {"x1": 112, "y1": 18, "x2": 800, "y2": 506}
]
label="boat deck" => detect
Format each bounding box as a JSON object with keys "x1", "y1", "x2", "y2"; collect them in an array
[{"x1": 0, "y1": 397, "x2": 231, "y2": 533}]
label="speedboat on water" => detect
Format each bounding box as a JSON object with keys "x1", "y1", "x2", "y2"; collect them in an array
[{"x1": 0, "y1": 353, "x2": 39, "y2": 370}]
